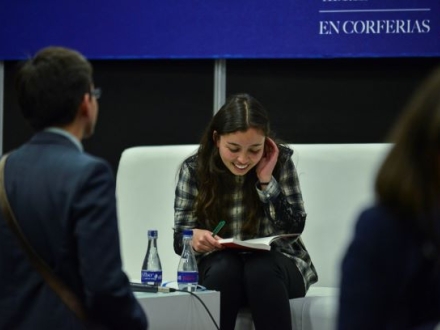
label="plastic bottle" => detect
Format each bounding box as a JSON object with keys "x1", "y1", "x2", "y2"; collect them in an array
[
  {"x1": 141, "y1": 229, "x2": 163, "y2": 286},
  {"x1": 177, "y1": 229, "x2": 199, "y2": 292}
]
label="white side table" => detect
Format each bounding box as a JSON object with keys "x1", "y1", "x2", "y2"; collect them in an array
[{"x1": 135, "y1": 290, "x2": 220, "y2": 330}]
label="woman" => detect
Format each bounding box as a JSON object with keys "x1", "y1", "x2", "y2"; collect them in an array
[
  {"x1": 173, "y1": 93, "x2": 317, "y2": 330},
  {"x1": 338, "y1": 67, "x2": 440, "y2": 330}
]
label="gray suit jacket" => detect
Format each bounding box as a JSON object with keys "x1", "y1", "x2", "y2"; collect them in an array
[{"x1": 0, "y1": 131, "x2": 147, "y2": 329}]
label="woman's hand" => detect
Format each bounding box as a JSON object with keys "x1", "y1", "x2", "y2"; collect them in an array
[
  {"x1": 256, "y1": 137, "x2": 279, "y2": 183},
  {"x1": 192, "y1": 228, "x2": 224, "y2": 253}
]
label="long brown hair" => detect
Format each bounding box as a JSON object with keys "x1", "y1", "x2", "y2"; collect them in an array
[
  {"x1": 375, "y1": 66, "x2": 440, "y2": 249},
  {"x1": 194, "y1": 94, "x2": 277, "y2": 237}
]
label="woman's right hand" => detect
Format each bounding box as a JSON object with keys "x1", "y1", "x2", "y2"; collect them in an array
[{"x1": 192, "y1": 228, "x2": 224, "y2": 253}]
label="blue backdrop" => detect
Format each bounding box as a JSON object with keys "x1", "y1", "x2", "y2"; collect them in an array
[{"x1": 1, "y1": 0, "x2": 439, "y2": 60}]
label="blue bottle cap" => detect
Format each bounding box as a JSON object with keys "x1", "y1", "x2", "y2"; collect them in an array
[
  {"x1": 148, "y1": 230, "x2": 158, "y2": 238},
  {"x1": 182, "y1": 229, "x2": 193, "y2": 236}
]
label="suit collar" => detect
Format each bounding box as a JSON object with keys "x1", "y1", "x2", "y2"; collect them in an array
[
  {"x1": 29, "y1": 131, "x2": 83, "y2": 152},
  {"x1": 44, "y1": 127, "x2": 83, "y2": 151}
]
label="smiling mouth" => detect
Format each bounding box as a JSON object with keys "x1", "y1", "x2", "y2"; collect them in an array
[{"x1": 234, "y1": 163, "x2": 249, "y2": 170}]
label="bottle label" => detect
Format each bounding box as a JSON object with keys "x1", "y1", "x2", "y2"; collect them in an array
[
  {"x1": 177, "y1": 271, "x2": 198, "y2": 284},
  {"x1": 141, "y1": 270, "x2": 163, "y2": 285}
]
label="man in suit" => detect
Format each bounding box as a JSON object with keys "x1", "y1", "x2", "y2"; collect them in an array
[{"x1": 0, "y1": 46, "x2": 148, "y2": 329}]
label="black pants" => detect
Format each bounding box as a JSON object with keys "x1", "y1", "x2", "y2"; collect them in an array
[{"x1": 198, "y1": 249, "x2": 306, "y2": 330}]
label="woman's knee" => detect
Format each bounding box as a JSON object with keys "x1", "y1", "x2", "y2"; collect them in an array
[
  {"x1": 243, "y1": 251, "x2": 299, "y2": 289},
  {"x1": 244, "y1": 251, "x2": 279, "y2": 276},
  {"x1": 199, "y1": 250, "x2": 244, "y2": 283}
]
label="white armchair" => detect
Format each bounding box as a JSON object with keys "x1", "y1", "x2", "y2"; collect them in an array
[{"x1": 116, "y1": 143, "x2": 391, "y2": 330}]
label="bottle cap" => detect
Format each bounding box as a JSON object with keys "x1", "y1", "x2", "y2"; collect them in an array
[
  {"x1": 148, "y1": 230, "x2": 158, "y2": 238},
  {"x1": 182, "y1": 229, "x2": 193, "y2": 237}
]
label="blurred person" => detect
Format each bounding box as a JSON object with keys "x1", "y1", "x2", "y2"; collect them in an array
[
  {"x1": 0, "y1": 46, "x2": 147, "y2": 329},
  {"x1": 338, "y1": 66, "x2": 440, "y2": 330}
]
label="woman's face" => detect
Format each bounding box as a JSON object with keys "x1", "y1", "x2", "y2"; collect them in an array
[{"x1": 215, "y1": 127, "x2": 265, "y2": 176}]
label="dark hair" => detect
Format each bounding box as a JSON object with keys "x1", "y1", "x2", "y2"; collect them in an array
[
  {"x1": 194, "y1": 93, "x2": 275, "y2": 235},
  {"x1": 375, "y1": 66, "x2": 440, "y2": 250},
  {"x1": 15, "y1": 46, "x2": 93, "y2": 130}
]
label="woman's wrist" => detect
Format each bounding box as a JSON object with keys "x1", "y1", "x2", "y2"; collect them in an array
[
  {"x1": 258, "y1": 177, "x2": 271, "y2": 185},
  {"x1": 258, "y1": 179, "x2": 271, "y2": 190}
]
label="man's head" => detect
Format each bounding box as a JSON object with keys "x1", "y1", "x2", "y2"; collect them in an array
[{"x1": 15, "y1": 46, "x2": 98, "y2": 136}]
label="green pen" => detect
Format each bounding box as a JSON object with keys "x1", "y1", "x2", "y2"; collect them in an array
[{"x1": 212, "y1": 220, "x2": 226, "y2": 237}]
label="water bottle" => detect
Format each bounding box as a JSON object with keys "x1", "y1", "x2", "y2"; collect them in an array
[
  {"x1": 177, "y1": 229, "x2": 199, "y2": 292},
  {"x1": 141, "y1": 230, "x2": 163, "y2": 286}
]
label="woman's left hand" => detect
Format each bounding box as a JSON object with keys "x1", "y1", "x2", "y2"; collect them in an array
[{"x1": 256, "y1": 137, "x2": 279, "y2": 182}]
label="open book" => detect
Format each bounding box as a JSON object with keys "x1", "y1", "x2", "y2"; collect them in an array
[{"x1": 218, "y1": 234, "x2": 299, "y2": 251}]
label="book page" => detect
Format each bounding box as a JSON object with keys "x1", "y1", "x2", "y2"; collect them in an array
[
  {"x1": 218, "y1": 234, "x2": 298, "y2": 251},
  {"x1": 245, "y1": 233, "x2": 298, "y2": 245}
]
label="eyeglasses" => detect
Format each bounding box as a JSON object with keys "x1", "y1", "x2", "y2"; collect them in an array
[{"x1": 90, "y1": 87, "x2": 102, "y2": 100}]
